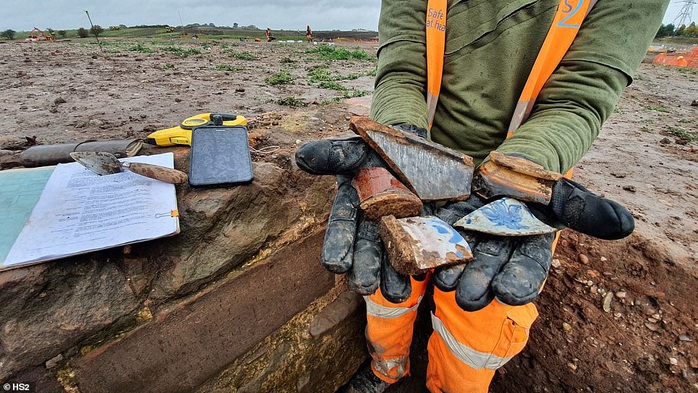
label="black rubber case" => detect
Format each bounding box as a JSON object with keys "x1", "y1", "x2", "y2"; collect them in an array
[{"x1": 189, "y1": 126, "x2": 254, "y2": 187}]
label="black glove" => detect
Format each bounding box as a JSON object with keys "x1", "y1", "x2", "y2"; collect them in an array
[
  {"x1": 296, "y1": 133, "x2": 417, "y2": 302},
  {"x1": 431, "y1": 177, "x2": 634, "y2": 311}
]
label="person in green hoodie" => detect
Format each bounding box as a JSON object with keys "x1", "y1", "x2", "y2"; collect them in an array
[{"x1": 295, "y1": 0, "x2": 669, "y2": 391}]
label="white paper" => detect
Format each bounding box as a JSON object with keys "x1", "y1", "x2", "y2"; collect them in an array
[{"x1": 4, "y1": 153, "x2": 179, "y2": 267}]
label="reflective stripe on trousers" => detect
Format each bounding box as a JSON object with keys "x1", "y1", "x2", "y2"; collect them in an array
[
  {"x1": 364, "y1": 276, "x2": 430, "y2": 384},
  {"x1": 365, "y1": 295, "x2": 422, "y2": 319},
  {"x1": 431, "y1": 313, "x2": 513, "y2": 370},
  {"x1": 425, "y1": 288, "x2": 539, "y2": 392}
]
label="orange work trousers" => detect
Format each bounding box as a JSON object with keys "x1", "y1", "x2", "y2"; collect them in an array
[{"x1": 365, "y1": 275, "x2": 538, "y2": 392}]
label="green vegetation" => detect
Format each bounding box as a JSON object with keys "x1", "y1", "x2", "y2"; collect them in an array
[
  {"x1": 77, "y1": 28, "x2": 89, "y2": 38},
  {"x1": 656, "y1": 22, "x2": 698, "y2": 38},
  {"x1": 161, "y1": 46, "x2": 201, "y2": 58},
  {"x1": 129, "y1": 43, "x2": 154, "y2": 53},
  {"x1": 213, "y1": 64, "x2": 244, "y2": 71},
  {"x1": 1, "y1": 29, "x2": 16, "y2": 40},
  {"x1": 277, "y1": 97, "x2": 308, "y2": 107},
  {"x1": 229, "y1": 51, "x2": 257, "y2": 61},
  {"x1": 265, "y1": 70, "x2": 294, "y2": 85},
  {"x1": 677, "y1": 67, "x2": 697, "y2": 76},
  {"x1": 645, "y1": 105, "x2": 671, "y2": 113},
  {"x1": 318, "y1": 81, "x2": 346, "y2": 90},
  {"x1": 162, "y1": 63, "x2": 176, "y2": 70},
  {"x1": 307, "y1": 45, "x2": 370, "y2": 61},
  {"x1": 342, "y1": 89, "x2": 370, "y2": 98},
  {"x1": 280, "y1": 57, "x2": 295, "y2": 64},
  {"x1": 667, "y1": 127, "x2": 697, "y2": 142},
  {"x1": 308, "y1": 66, "x2": 363, "y2": 84},
  {"x1": 90, "y1": 25, "x2": 104, "y2": 37}
]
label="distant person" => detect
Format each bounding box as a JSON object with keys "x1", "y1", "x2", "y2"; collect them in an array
[
  {"x1": 306, "y1": 25, "x2": 313, "y2": 42},
  {"x1": 265, "y1": 27, "x2": 273, "y2": 42}
]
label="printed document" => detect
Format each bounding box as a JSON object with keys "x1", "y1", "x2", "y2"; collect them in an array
[{"x1": 2, "y1": 153, "x2": 179, "y2": 270}]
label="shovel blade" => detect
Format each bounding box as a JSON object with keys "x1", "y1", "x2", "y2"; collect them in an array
[
  {"x1": 70, "y1": 152, "x2": 123, "y2": 175},
  {"x1": 350, "y1": 116, "x2": 474, "y2": 202}
]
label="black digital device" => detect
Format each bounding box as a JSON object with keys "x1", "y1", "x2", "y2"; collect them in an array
[{"x1": 189, "y1": 126, "x2": 254, "y2": 187}]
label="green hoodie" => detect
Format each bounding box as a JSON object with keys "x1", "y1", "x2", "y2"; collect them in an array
[{"x1": 370, "y1": 0, "x2": 669, "y2": 172}]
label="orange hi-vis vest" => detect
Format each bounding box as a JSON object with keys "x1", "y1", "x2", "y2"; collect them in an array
[
  {"x1": 426, "y1": 0, "x2": 598, "y2": 133},
  {"x1": 365, "y1": 0, "x2": 600, "y2": 386}
]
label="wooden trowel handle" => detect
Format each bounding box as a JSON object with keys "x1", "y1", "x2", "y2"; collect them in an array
[{"x1": 122, "y1": 162, "x2": 189, "y2": 184}]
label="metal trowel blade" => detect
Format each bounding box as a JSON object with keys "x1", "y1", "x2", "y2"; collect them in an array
[{"x1": 70, "y1": 152, "x2": 123, "y2": 175}]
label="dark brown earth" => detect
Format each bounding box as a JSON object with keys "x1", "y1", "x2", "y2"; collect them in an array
[{"x1": 0, "y1": 36, "x2": 696, "y2": 392}]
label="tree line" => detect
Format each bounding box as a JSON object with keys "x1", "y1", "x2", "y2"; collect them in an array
[
  {"x1": 1, "y1": 26, "x2": 104, "y2": 40},
  {"x1": 656, "y1": 22, "x2": 698, "y2": 38}
]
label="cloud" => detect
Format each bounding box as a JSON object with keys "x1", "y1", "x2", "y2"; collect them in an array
[
  {"x1": 0, "y1": 0, "x2": 381, "y2": 31},
  {"x1": 0, "y1": 0, "x2": 689, "y2": 32}
]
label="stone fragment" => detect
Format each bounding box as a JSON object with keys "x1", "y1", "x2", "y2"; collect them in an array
[
  {"x1": 578, "y1": 254, "x2": 589, "y2": 264},
  {"x1": 602, "y1": 292, "x2": 613, "y2": 313},
  {"x1": 45, "y1": 354, "x2": 63, "y2": 369}
]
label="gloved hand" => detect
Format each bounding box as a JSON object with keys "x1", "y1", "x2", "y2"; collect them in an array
[
  {"x1": 430, "y1": 162, "x2": 634, "y2": 311},
  {"x1": 295, "y1": 126, "x2": 425, "y2": 303}
]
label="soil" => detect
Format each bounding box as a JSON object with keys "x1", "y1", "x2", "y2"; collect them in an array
[{"x1": 1, "y1": 37, "x2": 696, "y2": 392}]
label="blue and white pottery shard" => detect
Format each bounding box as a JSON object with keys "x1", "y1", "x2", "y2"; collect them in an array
[
  {"x1": 380, "y1": 215, "x2": 472, "y2": 275},
  {"x1": 453, "y1": 197, "x2": 557, "y2": 236}
]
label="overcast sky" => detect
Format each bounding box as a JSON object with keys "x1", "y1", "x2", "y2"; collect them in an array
[{"x1": 0, "y1": 1, "x2": 692, "y2": 32}]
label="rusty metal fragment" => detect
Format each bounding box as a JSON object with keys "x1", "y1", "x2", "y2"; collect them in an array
[
  {"x1": 472, "y1": 151, "x2": 561, "y2": 204},
  {"x1": 350, "y1": 116, "x2": 474, "y2": 202},
  {"x1": 352, "y1": 167, "x2": 423, "y2": 220},
  {"x1": 380, "y1": 215, "x2": 472, "y2": 276}
]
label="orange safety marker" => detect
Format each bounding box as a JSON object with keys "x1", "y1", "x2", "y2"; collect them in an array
[
  {"x1": 426, "y1": 0, "x2": 447, "y2": 129},
  {"x1": 507, "y1": 0, "x2": 598, "y2": 136}
]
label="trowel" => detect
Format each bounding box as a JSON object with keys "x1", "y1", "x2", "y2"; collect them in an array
[{"x1": 70, "y1": 152, "x2": 188, "y2": 184}]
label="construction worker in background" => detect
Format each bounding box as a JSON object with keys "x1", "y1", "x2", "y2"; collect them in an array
[
  {"x1": 306, "y1": 25, "x2": 313, "y2": 42},
  {"x1": 295, "y1": 0, "x2": 668, "y2": 391}
]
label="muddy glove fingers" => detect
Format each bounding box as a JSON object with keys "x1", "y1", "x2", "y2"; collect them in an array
[
  {"x1": 433, "y1": 197, "x2": 487, "y2": 226},
  {"x1": 433, "y1": 230, "x2": 479, "y2": 291},
  {"x1": 550, "y1": 178, "x2": 634, "y2": 240},
  {"x1": 321, "y1": 175, "x2": 360, "y2": 274},
  {"x1": 380, "y1": 253, "x2": 412, "y2": 303},
  {"x1": 492, "y1": 233, "x2": 555, "y2": 306},
  {"x1": 455, "y1": 235, "x2": 515, "y2": 311},
  {"x1": 348, "y1": 219, "x2": 382, "y2": 295},
  {"x1": 431, "y1": 197, "x2": 485, "y2": 291},
  {"x1": 295, "y1": 136, "x2": 369, "y2": 175},
  {"x1": 433, "y1": 263, "x2": 467, "y2": 292}
]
